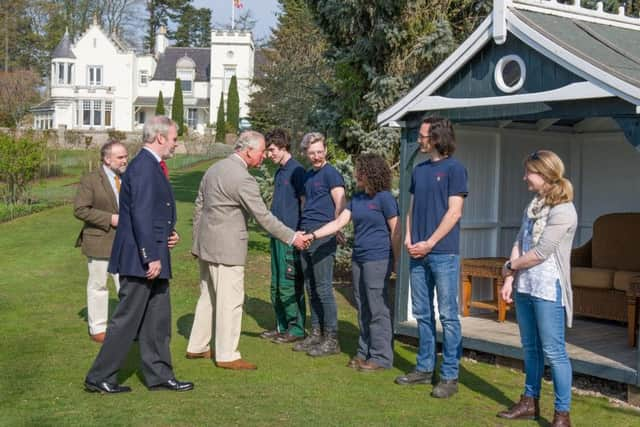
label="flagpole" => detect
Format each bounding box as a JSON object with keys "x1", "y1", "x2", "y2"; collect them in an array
[{"x1": 231, "y1": 0, "x2": 235, "y2": 30}]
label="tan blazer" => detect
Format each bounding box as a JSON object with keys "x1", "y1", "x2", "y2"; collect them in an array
[
  {"x1": 192, "y1": 154, "x2": 295, "y2": 266},
  {"x1": 74, "y1": 166, "x2": 119, "y2": 258}
]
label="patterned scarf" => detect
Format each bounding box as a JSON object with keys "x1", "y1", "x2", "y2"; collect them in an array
[{"x1": 526, "y1": 196, "x2": 550, "y2": 245}]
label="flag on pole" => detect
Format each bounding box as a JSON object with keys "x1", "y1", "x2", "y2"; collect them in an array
[{"x1": 234, "y1": 0, "x2": 243, "y2": 8}]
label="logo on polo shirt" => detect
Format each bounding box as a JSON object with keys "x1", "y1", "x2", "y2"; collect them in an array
[
  {"x1": 436, "y1": 172, "x2": 446, "y2": 182},
  {"x1": 367, "y1": 203, "x2": 380, "y2": 211}
]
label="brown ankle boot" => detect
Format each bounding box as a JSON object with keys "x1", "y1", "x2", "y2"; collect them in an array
[
  {"x1": 497, "y1": 395, "x2": 540, "y2": 420},
  {"x1": 551, "y1": 410, "x2": 571, "y2": 427}
]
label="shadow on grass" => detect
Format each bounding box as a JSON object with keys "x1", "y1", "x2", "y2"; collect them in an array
[
  {"x1": 117, "y1": 343, "x2": 145, "y2": 386},
  {"x1": 171, "y1": 169, "x2": 207, "y2": 203},
  {"x1": 77, "y1": 298, "x2": 120, "y2": 323},
  {"x1": 177, "y1": 313, "x2": 195, "y2": 341}
]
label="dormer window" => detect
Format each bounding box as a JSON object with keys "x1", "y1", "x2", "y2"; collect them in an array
[{"x1": 176, "y1": 55, "x2": 196, "y2": 95}]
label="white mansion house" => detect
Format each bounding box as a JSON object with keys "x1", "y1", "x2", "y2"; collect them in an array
[{"x1": 32, "y1": 18, "x2": 254, "y2": 134}]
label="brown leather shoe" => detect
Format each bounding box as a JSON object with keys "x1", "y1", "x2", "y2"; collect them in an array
[
  {"x1": 551, "y1": 410, "x2": 571, "y2": 427},
  {"x1": 497, "y1": 395, "x2": 540, "y2": 420},
  {"x1": 272, "y1": 333, "x2": 304, "y2": 344},
  {"x1": 347, "y1": 356, "x2": 365, "y2": 369},
  {"x1": 358, "y1": 360, "x2": 387, "y2": 372},
  {"x1": 90, "y1": 332, "x2": 106, "y2": 343},
  {"x1": 215, "y1": 359, "x2": 257, "y2": 370},
  {"x1": 259, "y1": 329, "x2": 280, "y2": 340},
  {"x1": 185, "y1": 350, "x2": 212, "y2": 359}
]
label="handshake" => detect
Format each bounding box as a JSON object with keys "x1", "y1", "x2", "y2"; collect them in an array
[{"x1": 292, "y1": 231, "x2": 315, "y2": 250}]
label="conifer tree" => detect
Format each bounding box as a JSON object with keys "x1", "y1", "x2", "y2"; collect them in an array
[
  {"x1": 155, "y1": 90, "x2": 165, "y2": 115},
  {"x1": 215, "y1": 92, "x2": 225, "y2": 143},
  {"x1": 226, "y1": 75, "x2": 240, "y2": 133},
  {"x1": 171, "y1": 78, "x2": 184, "y2": 135}
]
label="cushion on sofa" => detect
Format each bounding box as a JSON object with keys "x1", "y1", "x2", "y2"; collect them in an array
[
  {"x1": 612, "y1": 270, "x2": 640, "y2": 292},
  {"x1": 571, "y1": 267, "x2": 614, "y2": 289},
  {"x1": 591, "y1": 213, "x2": 640, "y2": 271}
]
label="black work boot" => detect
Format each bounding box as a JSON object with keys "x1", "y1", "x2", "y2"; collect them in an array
[
  {"x1": 431, "y1": 379, "x2": 458, "y2": 398},
  {"x1": 307, "y1": 331, "x2": 340, "y2": 357},
  {"x1": 292, "y1": 328, "x2": 322, "y2": 352}
]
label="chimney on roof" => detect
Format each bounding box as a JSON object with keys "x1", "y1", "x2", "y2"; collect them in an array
[{"x1": 155, "y1": 25, "x2": 169, "y2": 57}]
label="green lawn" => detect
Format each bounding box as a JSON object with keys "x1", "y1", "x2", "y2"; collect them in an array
[{"x1": 0, "y1": 161, "x2": 637, "y2": 426}]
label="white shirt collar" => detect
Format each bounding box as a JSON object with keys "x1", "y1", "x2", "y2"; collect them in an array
[
  {"x1": 233, "y1": 152, "x2": 248, "y2": 168},
  {"x1": 143, "y1": 146, "x2": 162, "y2": 162},
  {"x1": 102, "y1": 164, "x2": 116, "y2": 180}
]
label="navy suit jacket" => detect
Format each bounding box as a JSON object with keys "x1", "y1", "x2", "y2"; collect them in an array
[{"x1": 108, "y1": 148, "x2": 176, "y2": 279}]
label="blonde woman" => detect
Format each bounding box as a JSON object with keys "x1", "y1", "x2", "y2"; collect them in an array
[{"x1": 498, "y1": 150, "x2": 577, "y2": 427}]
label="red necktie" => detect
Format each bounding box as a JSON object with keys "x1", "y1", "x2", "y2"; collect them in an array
[{"x1": 159, "y1": 160, "x2": 169, "y2": 178}]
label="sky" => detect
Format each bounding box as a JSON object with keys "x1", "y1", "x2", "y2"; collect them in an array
[{"x1": 193, "y1": 0, "x2": 281, "y2": 42}]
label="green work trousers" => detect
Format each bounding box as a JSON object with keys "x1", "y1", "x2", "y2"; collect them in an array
[{"x1": 270, "y1": 238, "x2": 306, "y2": 337}]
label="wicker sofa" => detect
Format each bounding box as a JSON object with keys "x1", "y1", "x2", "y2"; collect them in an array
[{"x1": 570, "y1": 212, "x2": 640, "y2": 346}]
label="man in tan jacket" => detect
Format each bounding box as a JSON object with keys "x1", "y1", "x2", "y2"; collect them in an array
[
  {"x1": 74, "y1": 141, "x2": 128, "y2": 343},
  {"x1": 186, "y1": 131, "x2": 310, "y2": 370}
]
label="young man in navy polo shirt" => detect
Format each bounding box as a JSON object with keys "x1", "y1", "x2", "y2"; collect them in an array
[
  {"x1": 293, "y1": 132, "x2": 346, "y2": 357},
  {"x1": 395, "y1": 117, "x2": 468, "y2": 399},
  {"x1": 261, "y1": 128, "x2": 307, "y2": 344}
]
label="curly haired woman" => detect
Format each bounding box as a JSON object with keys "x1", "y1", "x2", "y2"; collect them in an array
[{"x1": 306, "y1": 153, "x2": 400, "y2": 371}]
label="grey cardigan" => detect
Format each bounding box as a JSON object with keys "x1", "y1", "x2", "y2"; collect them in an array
[{"x1": 515, "y1": 202, "x2": 578, "y2": 327}]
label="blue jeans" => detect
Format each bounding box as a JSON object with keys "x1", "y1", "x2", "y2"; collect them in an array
[
  {"x1": 301, "y1": 236, "x2": 338, "y2": 332},
  {"x1": 515, "y1": 282, "x2": 572, "y2": 412},
  {"x1": 409, "y1": 254, "x2": 461, "y2": 380}
]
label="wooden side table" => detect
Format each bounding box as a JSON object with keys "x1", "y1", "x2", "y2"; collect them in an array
[
  {"x1": 627, "y1": 276, "x2": 640, "y2": 347},
  {"x1": 461, "y1": 257, "x2": 511, "y2": 322}
]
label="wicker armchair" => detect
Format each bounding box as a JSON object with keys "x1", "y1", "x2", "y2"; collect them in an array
[{"x1": 570, "y1": 212, "x2": 640, "y2": 346}]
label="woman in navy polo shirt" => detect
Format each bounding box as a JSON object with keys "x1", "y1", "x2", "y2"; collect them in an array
[{"x1": 307, "y1": 154, "x2": 400, "y2": 371}]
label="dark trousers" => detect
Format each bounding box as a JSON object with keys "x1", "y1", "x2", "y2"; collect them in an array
[
  {"x1": 301, "y1": 235, "x2": 338, "y2": 332},
  {"x1": 352, "y1": 258, "x2": 394, "y2": 368},
  {"x1": 85, "y1": 276, "x2": 174, "y2": 387},
  {"x1": 270, "y1": 238, "x2": 306, "y2": 337}
]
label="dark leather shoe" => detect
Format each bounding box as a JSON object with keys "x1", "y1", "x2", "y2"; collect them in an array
[
  {"x1": 272, "y1": 333, "x2": 304, "y2": 344},
  {"x1": 497, "y1": 394, "x2": 540, "y2": 420},
  {"x1": 551, "y1": 410, "x2": 571, "y2": 427},
  {"x1": 395, "y1": 370, "x2": 433, "y2": 385},
  {"x1": 431, "y1": 379, "x2": 458, "y2": 398},
  {"x1": 186, "y1": 349, "x2": 212, "y2": 359},
  {"x1": 84, "y1": 380, "x2": 131, "y2": 394},
  {"x1": 149, "y1": 378, "x2": 194, "y2": 392},
  {"x1": 347, "y1": 356, "x2": 365, "y2": 369},
  {"x1": 260, "y1": 329, "x2": 281, "y2": 340},
  {"x1": 358, "y1": 360, "x2": 387, "y2": 372},
  {"x1": 293, "y1": 328, "x2": 322, "y2": 352},
  {"x1": 215, "y1": 359, "x2": 257, "y2": 370}
]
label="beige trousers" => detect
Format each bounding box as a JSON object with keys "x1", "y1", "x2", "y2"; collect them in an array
[
  {"x1": 86, "y1": 257, "x2": 120, "y2": 335},
  {"x1": 187, "y1": 260, "x2": 245, "y2": 362}
]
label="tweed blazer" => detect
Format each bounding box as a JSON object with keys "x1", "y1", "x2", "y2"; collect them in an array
[
  {"x1": 192, "y1": 154, "x2": 295, "y2": 266},
  {"x1": 74, "y1": 166, "x2": 119, "y2": 258}
]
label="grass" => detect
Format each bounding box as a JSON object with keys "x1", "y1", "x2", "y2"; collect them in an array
[{"x1": 0, "y1": 160, "x2": 638, "y2": 426}]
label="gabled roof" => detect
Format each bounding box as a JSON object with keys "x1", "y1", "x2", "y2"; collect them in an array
[
  {"x1": 153, "y1": 48, "x2": 211, "y2": 82},
  {"x1": 52, "y1": 30, "x2": 75, "y2": 59},
  {"x1": 378, "y1": 0, "x2": 640, "y2": 126}
]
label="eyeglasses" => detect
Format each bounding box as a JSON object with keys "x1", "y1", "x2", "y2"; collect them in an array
[
  {"x1": 418, "y1": 133, "x2": 431, "y2": 141},
  {"x1": 529, "y1": 151, "x2": 540, "y2": 160}
]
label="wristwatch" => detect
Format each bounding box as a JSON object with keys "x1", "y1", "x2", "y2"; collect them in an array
[{"x1": 505, "y1": 260, "x2": 515, "y2": 272}]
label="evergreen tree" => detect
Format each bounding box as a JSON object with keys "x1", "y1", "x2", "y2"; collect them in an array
[
  {"x1": 215, "y1": 92, "x2": 225, "y2": 143},
  {"x1": 226, "y1": 75, "x2": 240, "y2": 133},
  {"x1": 175, "y1": 6, "x2": 211, "y2": 47},
  {"x1": 155, "y1": 90, "x2": 165, "y2": 115},
  {"x1": 171, "y1": 78, "x2": 184, "y2": 136},
  {"x1": 145, "y1": 0, "x2": 190, "y2": 53}
]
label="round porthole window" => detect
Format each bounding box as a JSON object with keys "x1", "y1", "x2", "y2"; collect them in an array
[{"x1": 494, "y1": 55, "x2": 526, "y2": 93}]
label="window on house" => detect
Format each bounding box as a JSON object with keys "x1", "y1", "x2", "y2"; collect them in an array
[
  {"x1": 88, "y1": 66, "x2": 103, "y2": 86},
  {"x1": 57, "y1": 63, "x2": 65, "y2": 84},
  {"x1": 138, "y1": 110, "x2": 146, "y2": 125},
  {"x1": 67, "y1": 63, "x2": 73, "y2": 85},
  {"x1": 83, "y1": 100, "x2": 91, "y2": 125},
  {"x1": 105, "y1": 101, "x2": 112, "y2": 127},
  {"x1": 187, "y1": 108, "x2": 197, "y2": 128},
  {"x1": 93, "y1": 100, "x2": 102, "y2": 126},
  {"x1": 139, "y1": 70, "x2": 149, "y2": 86},
  {"x1": 223, "y1": 66, "x2": 236, "y2": 92},
  {"x1": 177, "y1": 70, "x2": 193, "y2": 93}
]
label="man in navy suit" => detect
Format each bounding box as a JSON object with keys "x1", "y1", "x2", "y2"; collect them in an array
[{"x1": 85, "y1": 116, "x2": 193, "y2": 393}]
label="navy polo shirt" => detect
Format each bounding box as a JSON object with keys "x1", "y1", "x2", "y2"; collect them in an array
[
  {"x1": 410, "y1": 157, "x2": 468, "y2": 254},
  {"x1": 271, "y1": 157, "x2": 305, "y2": 229},
  {"x1": 300, "y1": 163, "x2": 345, "y2": 231},
  {"x1": 348, "y1": 191, "x2": 399, "y2": 262}
]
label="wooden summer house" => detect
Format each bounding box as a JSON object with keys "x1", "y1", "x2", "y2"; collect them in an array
[{"x1": 378, "y1": 0, "x2": 640, "y2": 392}]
